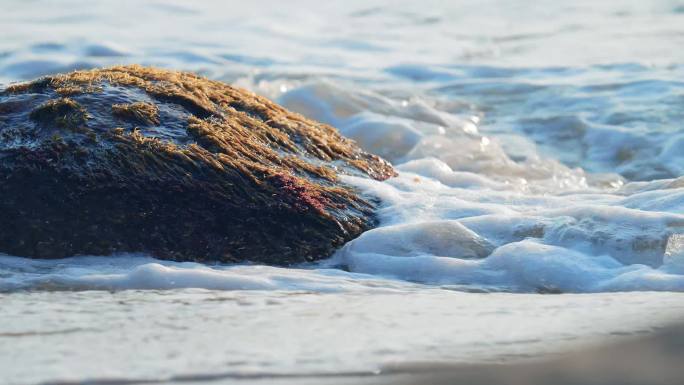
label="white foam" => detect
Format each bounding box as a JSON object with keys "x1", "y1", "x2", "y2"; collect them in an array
[
  {"x1": 333, "y1": 167, "x2": 684, "y2": 292},
  {"x1": 0, "y1": 254, "x2": 416, "y2": 293}
]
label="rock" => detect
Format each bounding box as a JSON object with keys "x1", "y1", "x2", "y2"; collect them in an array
[{"x1": 0, "y1": 65, "x2": 395, "y2": 264}]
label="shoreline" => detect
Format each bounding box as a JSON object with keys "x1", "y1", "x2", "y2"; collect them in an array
[
  {"x1": 246, "y1": 322, "x2": 684, "y2": 385},
  {"x1": 29, "y1": 322, "x2": 684, "y2": 385}
]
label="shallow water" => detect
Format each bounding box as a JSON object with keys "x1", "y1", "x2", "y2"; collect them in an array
[{"x1": 2, "y1": 0, "x2": 684, "y2": 384}]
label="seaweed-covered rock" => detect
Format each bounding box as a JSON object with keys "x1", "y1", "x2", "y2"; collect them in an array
[{"x1": 0, "y1": 65, "x2": 395, "y2": 264}]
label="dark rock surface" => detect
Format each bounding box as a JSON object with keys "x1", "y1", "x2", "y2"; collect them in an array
[{"x1": 0, "y1": 65, "x2": 395, "y2": 263}]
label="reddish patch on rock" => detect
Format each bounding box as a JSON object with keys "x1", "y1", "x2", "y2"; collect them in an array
[{"x1": 269, "y1": 173, "x2": 330, "y2": 214}]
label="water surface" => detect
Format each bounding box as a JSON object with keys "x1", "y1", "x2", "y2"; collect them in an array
[{"x1": 1, "y1": 1, "x2": 684, "y2": 384}]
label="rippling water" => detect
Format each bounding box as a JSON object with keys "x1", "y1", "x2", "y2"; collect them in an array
[{"x1": 2, "y1": 1, "x2": 684, "y2": 384}]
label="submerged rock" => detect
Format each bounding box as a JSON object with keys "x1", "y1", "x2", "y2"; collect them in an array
[{"x1": 0, "y1": 65, "x2": 395, "y2": 264}]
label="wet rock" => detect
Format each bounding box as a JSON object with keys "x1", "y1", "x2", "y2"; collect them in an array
[{"x1": 0, "y1": 65, "x2": 395, "y2": 264}]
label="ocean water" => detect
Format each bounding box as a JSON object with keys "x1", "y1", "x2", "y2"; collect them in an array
[{"x1": 2, "y1": 0, "x2": 684, "y2": 384}]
